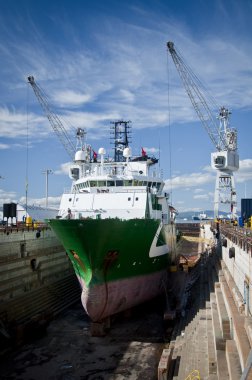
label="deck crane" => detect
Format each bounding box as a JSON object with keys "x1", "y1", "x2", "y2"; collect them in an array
[
  {"x1": 27, "y1": 76, "x2": 85, "y2": 160},
  {"x1": 167, "y1": 41, "x2": 239, "y2": 219}
]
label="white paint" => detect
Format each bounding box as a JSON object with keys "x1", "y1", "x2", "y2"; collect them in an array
[{"x1": 149, "y1": 223, "x2": 169, "y2": 258}]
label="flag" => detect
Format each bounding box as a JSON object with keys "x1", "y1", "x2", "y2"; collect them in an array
[
  {"x1": 93, "y1": 150, "x2": 97, "y2": 161},
  {"x1": 141, "y1": 147, "x2": 147, "y2": 157}
]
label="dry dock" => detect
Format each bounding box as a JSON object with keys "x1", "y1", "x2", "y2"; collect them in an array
[
  {"x1": 0, "y1": 223, "x2": 207, "y2": 379},
  {"x1": 1, "y1": 222, "x2": 252, "y2": 379}
]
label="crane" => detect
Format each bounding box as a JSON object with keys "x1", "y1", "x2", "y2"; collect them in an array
[
  {"x1": 27, "y1": 76, "x2": 85, "y2": 160},
  {"x1": 167, "y1": 41, "x2": 239, "y2": 219}
]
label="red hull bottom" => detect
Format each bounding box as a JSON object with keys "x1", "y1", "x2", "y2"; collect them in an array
[{"x1": 79, "y1": 270, "x2": 167, "y2": 322}]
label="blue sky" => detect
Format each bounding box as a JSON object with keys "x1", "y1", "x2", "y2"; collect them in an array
[{"x1": 0, "y1": 0, "x2": 252, "y2": 214}]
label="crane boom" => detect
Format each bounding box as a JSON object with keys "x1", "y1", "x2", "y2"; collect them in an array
[
  {"x1": 27, "y1": 76, "x2": 76, "y2": 159},
  {"x1": 167, "y1": 41, "x2": 236, "y2": 152}
]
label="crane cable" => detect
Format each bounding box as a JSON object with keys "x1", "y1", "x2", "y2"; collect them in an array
[
  {"x1": 166, "y1": 47, "x2": 173, "y2": 206},
  {"x1": 25, "y1": 82, "x2": 30, "y2": 217}
]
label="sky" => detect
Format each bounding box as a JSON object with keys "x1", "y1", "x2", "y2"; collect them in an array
[{"x1": 0, "y1": 0, "x2": 252, "y2": 215}]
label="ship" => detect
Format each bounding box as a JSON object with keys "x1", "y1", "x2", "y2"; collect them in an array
[
  {"x1": 48, "y1": 121, "x2": 177, "y2": 322},
  {"x1": 192, "y1": 215, "x2": 200, "y2": 221},
  {"x1": 192, "y1": 212, "x2": 212, "y2": 221}
]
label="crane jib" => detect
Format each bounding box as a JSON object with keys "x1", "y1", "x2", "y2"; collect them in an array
[{"x1": 27, "y1": 76, "x2": 76, "y2": 159}]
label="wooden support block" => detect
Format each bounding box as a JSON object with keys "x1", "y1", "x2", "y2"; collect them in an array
[
  {"x1": 90, "y1": 317, "x2": 110, "y2": 337},
  {"x1": 158, "y1": 348, "x2": 173, "y2": 380}
]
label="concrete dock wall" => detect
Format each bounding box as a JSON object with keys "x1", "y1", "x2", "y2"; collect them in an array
[{"x1": 220, "y1": 224, "x2": 252, "y2": 316}]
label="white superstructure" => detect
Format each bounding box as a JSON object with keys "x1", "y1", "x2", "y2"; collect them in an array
[{"x1": 59, "y1": 148, "x2": 171, "y2": 223}]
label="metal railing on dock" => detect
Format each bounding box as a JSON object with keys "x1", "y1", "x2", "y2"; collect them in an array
[{"x1": 219, "y1": 223, "x2": 252, "y2": 255}]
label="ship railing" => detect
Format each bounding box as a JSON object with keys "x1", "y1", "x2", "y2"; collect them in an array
[
  {"x1": 86, "y1": 161, "x2": 161, "y2": 178},
  {"x1": 100, "y1": 163, "x2": 127, "y2": 176},
  {"x1": 64, "y1": 187, "x2": 148, "y2": 194},
  {"x1": 0, "y1": 222, "x2": 49, "y2": 234}
]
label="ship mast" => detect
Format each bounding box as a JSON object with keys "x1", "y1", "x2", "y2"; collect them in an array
[{"x1": 110, "y1": 120, "x2": 132, "y2": 162}]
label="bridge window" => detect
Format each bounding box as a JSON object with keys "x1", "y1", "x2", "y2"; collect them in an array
[
  {"x1": 78, "y1": 181, "x2": 89, "y2": 188},
  {"x1": 124, "y1": 180, "x2": 132, "y2": 186},
  {"x1": 116, "y1": 180, "x2": 123, "y2": 186},
  {"x1": 215, "y1": 156, "x2": 225, "y2": 165},
  {"x1": 97, "y1": 180, "x2": 106, "y2": 187}
]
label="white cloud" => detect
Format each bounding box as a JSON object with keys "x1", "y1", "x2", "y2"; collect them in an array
[
  {"x1": 0, "y1": 188, "x2": 18, "y2": 204},
  {"x1": 236, "y1": 159, "x2": 252, "y2": 183},
  {"x1": 240, "y1": 159, "x2": 252, "y2": 169},
  {"x1": 54, "y1": 162, "x2": 71, "y2": 175},
  {"x1": 194, "y1": 188, "x2": 204, "y2": 194},
  {"x1": 193, "y1": 194, "x2": 209, "y2": 200},
  {"x1": 2, "y1": 15, "x2": 252, "y2": 146},
  {"x1": 0, "y1": 189, "x2": 60, "y2": 209},
  {"x1": 19, "y1": 195, "x2": 61, "y2": 208},
  {"x1": 0, "y1": 106, "x2": 49, "y2": 139},
  {"x1": 54, "y1": 90, "x2": 92, "y2": 107},
  {"x1": 119, "y1": 89, "x2": 135, "y2": 103},
  {"x1": 164, "y1": 172, "x2": 215, "y2": 190},
  {"x1": 0, "y1": 143, "x2": 9, "y2": 149}
]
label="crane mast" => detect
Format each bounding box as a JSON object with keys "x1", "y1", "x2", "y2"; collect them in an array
[
  {"x1": 167, "y1": 41, "x2": 239, "y2": 218},
  {"x1": 27, "y1": 76, "x2": 84, "y2": 159}
]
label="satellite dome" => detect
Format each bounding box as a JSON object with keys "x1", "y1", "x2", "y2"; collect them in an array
[
  {"x1": 75, "y1": 150, "x2": 86, "y2": 161},
  {"x1": 98, "y1": 147, "x2": 106, "y2": 155},
  {"x1": 123, "y1": 147, "x2": 131, "y2": 158}
]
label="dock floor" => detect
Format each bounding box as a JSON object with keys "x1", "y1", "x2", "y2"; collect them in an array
[{"x1": 0, "y1": 297, "x2": 168, "y2": 380}]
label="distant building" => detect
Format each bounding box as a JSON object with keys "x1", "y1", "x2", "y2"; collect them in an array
[{"x1": 0, "y1": 203, "x2": 58, "y2": 223}]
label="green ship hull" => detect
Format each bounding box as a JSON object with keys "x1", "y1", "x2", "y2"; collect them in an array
[{"x1": 49, "y1": 218, "x2": 176, "y2": 321}]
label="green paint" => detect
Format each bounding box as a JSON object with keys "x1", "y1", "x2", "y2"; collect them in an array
[{"x1": 49, "y1": 218, "x2": 173, "y2": 288}]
